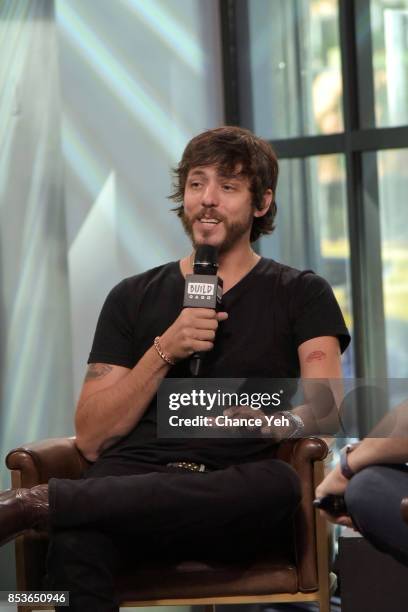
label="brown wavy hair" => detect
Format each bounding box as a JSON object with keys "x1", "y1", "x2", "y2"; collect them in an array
[{"x1": 169, "y1": 126, "x2": 279, "y2": 242}]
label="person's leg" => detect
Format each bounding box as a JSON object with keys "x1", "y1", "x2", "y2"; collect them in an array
[
  {"x1": 44, "y1": 458, "x2": 300, "y2": 612},
  {"x1": 45, "y1": 461, "x2": 161, "y2": 612},
  {"x1": 49, "y1": 458, "x2": 301, "y2": 538},
  {"x1": 345, "y1": 464, "x2": 408, "y2": 565},
  {"x1": 46, "y1": 528, "x2": 122, "y2": 612},
  {"x1": 147, "y1": 458, "x2": 302, "y2": 561}
]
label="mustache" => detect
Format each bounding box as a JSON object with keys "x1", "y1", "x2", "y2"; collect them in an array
[{"x1": 193, "y1": 210, "x2": 225, "y2": 223}]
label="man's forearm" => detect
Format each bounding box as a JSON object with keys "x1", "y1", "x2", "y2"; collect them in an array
[
  {"x1": 288, "y1": 379, "x2": 344, "y2": 437},
  {"x1": 75, "y1": 346, "x2": 170, "y2": 461}
]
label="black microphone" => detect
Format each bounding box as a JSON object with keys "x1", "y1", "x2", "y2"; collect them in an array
[
  {"x1": 313, "y1": 495, "x2": 348, "y2": 517},
  {"x1": 183, "y1": 245, "x2": 223, "y2": 376}
]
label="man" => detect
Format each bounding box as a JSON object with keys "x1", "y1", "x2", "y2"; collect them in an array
[
  {"x1": 0, "y1": 126, "x2": 350, "y2": 610},
  {"x1": 316, "y1": 400, "x2": 408, "y2": 566}
]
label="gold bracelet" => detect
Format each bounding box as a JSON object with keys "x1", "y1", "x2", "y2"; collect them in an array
[{"x1": 153, "y1": 336, "x2": 175, "y2": 366}]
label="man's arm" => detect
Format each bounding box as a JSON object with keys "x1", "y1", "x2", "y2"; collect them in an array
[
  {"x1": 224, "y1": 335, "x2": 343, "y2": 438},
  {"x1": 298, "y1": 335, "x2": 342, "y2": 378},
  {"x1": 75, "y1": 354, "x2": 168, "y2": 462},
  {"x1": 75, "y1": 308, "x2": 228, "y2": 462},
  {"x1": 291, "y1": 335, "x2": 343, "y2": 436}
]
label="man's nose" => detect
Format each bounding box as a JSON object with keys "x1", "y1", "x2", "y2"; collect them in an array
[{"x1": 202, "y1": 182, "x2": 219, "y2": 207}]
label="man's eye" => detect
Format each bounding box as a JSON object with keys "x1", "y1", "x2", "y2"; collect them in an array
[
  {"x1": 189, "y1": 181, "x2": 201, "y2": 189},
  {"x1": 222, "y1": 184, "x2": 235, "y2": 191}
]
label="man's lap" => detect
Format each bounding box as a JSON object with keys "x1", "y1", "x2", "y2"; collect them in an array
[{"x1": 49, "y1": 456, "x2": 301, "y2": 536}]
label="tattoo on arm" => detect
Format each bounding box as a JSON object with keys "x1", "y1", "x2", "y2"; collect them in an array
[
  {"x1": 306, "y1": 350, "x2": 327, "y2": 363},
  {"x1": 84, "y1": 364, "x2": 113, "y2": 381}
]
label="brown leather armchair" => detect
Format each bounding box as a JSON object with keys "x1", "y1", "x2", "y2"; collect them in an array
[{"x1": 6, "y1": 436, "x2": 335, "y2": 612}]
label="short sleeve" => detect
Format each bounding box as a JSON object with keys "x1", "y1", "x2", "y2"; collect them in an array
[
  {"x1": 290, "y1": 272, "x2": 350, "y2": 353},
  {"x1": 88, "y1": 280, "x2": 135, "y2": 368}
]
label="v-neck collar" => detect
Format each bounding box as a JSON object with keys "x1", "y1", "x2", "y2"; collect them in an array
[
  {"x1": 176, "y1": 257, "x2": 266, "y2": 299},
  {"x1": 221, "y1": 256, "x2": 265, "y2": 299}
]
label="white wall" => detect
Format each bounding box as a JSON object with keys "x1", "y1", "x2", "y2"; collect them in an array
[{"x1": 56, "y1": 0, "x2": 224, "y2": 398}]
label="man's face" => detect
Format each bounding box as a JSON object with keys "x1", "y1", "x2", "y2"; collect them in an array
[{"x1": 181, "y1": 164, "x2": 255, "y2": 253}]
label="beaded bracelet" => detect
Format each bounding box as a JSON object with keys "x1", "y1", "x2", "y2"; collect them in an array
[{"x1": 153, "y1": 336, "x2": 175, "y2": 366}]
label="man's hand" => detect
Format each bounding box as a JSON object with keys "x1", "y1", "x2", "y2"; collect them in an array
[
  {"x1": 159, "y1": 308, "x2": 228, "y2": 363},
  {"x1": 315, "y1": 464, "x2": 356, "y2": 529}
]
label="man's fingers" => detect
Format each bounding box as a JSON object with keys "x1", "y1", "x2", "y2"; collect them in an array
[
  {"x1": 190, "y1": 340, "x2": 214, "y2": 353},
  {"x1": 194, "y1": 329, "x2": 216, "y2": 342},
  {"x1": 164, "y1": 308, "x2": 227, "y2": 361},
  {"x1": 195, "y1": 311, "x2": 228, "y2": 326},
  {"x1": 194, "y1": 318, "x2": 219, "y2": 331},
  {"x1": 185, "y1": 308, "x2": 225, "y2": 318},
  {"x1": 185, "y1": 310, "x2": 228, "y2": 331}
]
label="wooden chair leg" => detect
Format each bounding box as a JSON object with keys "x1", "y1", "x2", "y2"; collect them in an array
[
  {"x1": 314, "y1": 460, "x2": 333, "y2": 612},
  {"x1": 319, "y1": 595, "x2": 330, "y2": 612}
]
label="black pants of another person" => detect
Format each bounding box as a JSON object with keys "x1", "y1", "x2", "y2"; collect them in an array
[
  {"x1": 45, "y1": 458, "x2": 301, "y2": 612},
  {"x1": 345, "y1": 464, "x2": 408, "y2": 566}
]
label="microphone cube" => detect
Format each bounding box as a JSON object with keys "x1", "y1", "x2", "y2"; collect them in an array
[{"x1": 183, "y1": 274, "x2": 223, "y2": 309}]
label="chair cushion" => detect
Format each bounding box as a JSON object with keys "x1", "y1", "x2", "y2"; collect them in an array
[{"x1": 116, "y1": 555, "x2": 299, "y2": 600}]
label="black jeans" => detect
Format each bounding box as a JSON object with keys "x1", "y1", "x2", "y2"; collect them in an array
[
  {"x1": 45, "y1": 458, "x2": 301, "y2": 612},
  {"x1": 345, "y1": 463, "x2": 408, "y2": 566}
]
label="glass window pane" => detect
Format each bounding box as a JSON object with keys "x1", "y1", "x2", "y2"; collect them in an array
[
  {"x1": 373, "y1": 149, "x2": 408, "y2": 375},
  {"x1": 371, "y1": 0, "x2": 408, "y2": 127},
  {"x1": 260, "y1": 154, "x2": 354, "y2": 375},
  {"x1": 248, "y1": 0, "x2": 343, "y2": 139}
]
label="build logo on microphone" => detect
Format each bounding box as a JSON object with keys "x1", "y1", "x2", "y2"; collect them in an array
[
  {"x1": 183, "y1": 274, "x2": 221, "y2": 309},
  {"x1": 187, "y1": 282, "x2": 214, "y2": 301}
]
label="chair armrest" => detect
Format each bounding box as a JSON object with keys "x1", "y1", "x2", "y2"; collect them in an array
[
  {"x1": 6, "y1": 437, "x2": 89, "y2": 487},
  {"x1": 276, "y1": 437, "x2": 329, "y2": 591},
  {"x1": 401, "y1": 498, "x2": 408, "y2": 524},
  {"x1": 275, "y1": 436, "x2": 328, "y2": 465}
]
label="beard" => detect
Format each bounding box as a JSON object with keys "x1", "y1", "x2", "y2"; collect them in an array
[{"x1": 180, "y1": 208, "x2": 253, "y2": 254}]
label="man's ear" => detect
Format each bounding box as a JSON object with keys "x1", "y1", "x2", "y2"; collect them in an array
[{"x1": 253, "y1": 189, "x2": 273, "y2": 218}]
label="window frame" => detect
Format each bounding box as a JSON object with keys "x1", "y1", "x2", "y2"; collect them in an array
[{"x1": 220, "y1": 0, "x2": 408, "y2": 390}]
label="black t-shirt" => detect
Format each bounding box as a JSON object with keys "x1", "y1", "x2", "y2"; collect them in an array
[{"x1": 87, "y1": 258, "x2": 350, "y2": 470}]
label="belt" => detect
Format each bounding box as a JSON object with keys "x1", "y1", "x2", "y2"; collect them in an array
[{"x1": 167, "y1": 461, "x2": 208, "y2": 472}]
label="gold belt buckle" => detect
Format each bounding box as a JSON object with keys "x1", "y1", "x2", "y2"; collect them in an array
[{"x1": 168, "y1": 461, "x2": 206, "y2": 472}]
